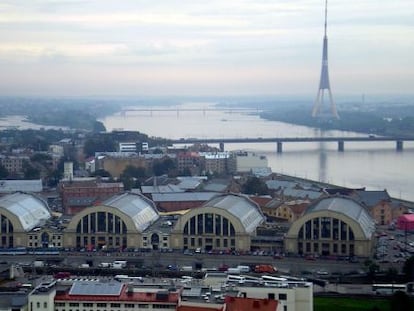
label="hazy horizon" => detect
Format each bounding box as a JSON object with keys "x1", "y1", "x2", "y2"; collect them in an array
[{"x1": 0, "y1": 1, "x2": 413, "y2": 97}]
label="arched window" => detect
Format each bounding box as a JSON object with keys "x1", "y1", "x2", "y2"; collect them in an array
[{"x1": 183, "y1": 213, "x2": 236, "y2": 237}]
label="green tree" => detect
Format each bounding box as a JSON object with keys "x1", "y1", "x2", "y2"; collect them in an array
[
  {"x1": 390, "y1": 290, "x2": 412, "y2": 311},
  {"x1": 83, "y1": 136, "x2": 116, "y2": 157},
  {"x1": 120, "y1": 165, "x2": 147, "y2": 190},
  {"x1": 152, "y1": 158, "x2": 176, "y2": 176},
  {"x1": 403, "y1": 255, "x2": 414, "y2": 282},
  {"x1": 46, "y1": 169, "x2": 62, "y2": 187},
  {"x1": 92, "y1": 121, "x2": 106, "y2": 133},
  {"x1": 364, "y1": 259, "x2": 380, "y2": 281},
  {"x1": 23, "y1": 161, "x2": 40, "y2": 179},
  {"x1": 92, "y1": 169, "x2": 112, "y2": 178},
  {"x1": 242, "y1": 177, "x2": 269, "y2": 195},
  {"x1": 0, "y1": 164, "x2": 8, "y2": 179}
]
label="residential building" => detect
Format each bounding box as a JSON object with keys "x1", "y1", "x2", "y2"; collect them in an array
[
  {"x1": 0, "y1": 155, "x2": 29, "y2": 177},
  {"x1": 200, "y1": 152, "x2": 229, "y2": 175}
]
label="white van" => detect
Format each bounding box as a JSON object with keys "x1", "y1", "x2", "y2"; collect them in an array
[
  {"x1": 226, "y1": 267, "x2": 241, "y2": 275},
  {"x1": 227, "y1": 275, "x2": 245, "y2": 284},
  {"x1": 112, "y1": 260, "x2": 127, "y2": 269},
  {"x1": 236, "y1": 265, "x2": 251, "y2": 273}
]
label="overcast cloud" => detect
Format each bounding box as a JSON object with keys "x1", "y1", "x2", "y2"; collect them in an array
[{"x1": 0, "y1": 0, "x2": 413, "y2": 97}]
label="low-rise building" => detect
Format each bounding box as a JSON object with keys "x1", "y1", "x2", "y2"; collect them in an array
[
  {"x1": 59, "y1": 177, "x2": 124, "y2": 215},
  {"x1": 285, "y1": 196, "x2": 376, "y2": 258}
]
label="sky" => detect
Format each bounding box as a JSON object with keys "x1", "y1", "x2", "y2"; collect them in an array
[{"x1": 0, "y1": 0, "x2": 413, "y2": 98}]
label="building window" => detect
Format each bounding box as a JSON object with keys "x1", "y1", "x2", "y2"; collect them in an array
[
  {"x1": 321, "y1": 217, "x2": 331, "y2": 239},
  {"x1": 278, "y1": 293, "x2": 287, "y2": 300}
]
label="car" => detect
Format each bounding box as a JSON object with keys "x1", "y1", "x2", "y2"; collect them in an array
[
  {"x1": 316, "y1": 270, "x2": 329, "y2": 276},
  {"x1": 305, "y1": 255, "x2": 316, "y2": 261}
]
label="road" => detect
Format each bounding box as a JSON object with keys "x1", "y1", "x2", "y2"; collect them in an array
[{"x1": 3, "y1": 251, "x2": 377, "y2": 277}]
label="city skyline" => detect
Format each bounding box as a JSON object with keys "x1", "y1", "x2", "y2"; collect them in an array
[{"x1": 0, "y1": 0, "x2": 413, "y2": 97}]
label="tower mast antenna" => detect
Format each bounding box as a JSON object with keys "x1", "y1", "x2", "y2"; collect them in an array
[{"x1": 312, "y1": 0, "x2": 339, "y2": 119}]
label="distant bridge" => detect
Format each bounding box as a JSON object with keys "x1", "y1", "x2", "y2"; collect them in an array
[
  {"x1": 120, "y1": 107, "x2": 261, "y2": 116},
  {"x1": 170, "y1": 136, "x2": 414, "y2": 152}
]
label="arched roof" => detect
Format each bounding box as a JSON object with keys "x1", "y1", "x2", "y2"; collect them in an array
[
  {"x1": 0, "y1": 192, "x2": 51, "y2": 231},
  {"x1": 102, "y1": 192, "x2": 159, "y2": 232},
  {"x1": 203, "y1": 193, "x2": 265, "y2": 233},
  {"x1": 305, "y1": 196, "x2": 375, "y2": 238}
]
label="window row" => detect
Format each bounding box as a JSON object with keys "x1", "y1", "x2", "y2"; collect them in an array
[
  {"x1": 1, "y1": 215, "x2": 13, "y2": 233},
  {"x1": 297, "y1": 217, "x2": 355, "y2": 241},
  {"x1": 76, "y1": 212, "x2": 127, "y2": 234},
  {"x1": 183, "y1": 213, "x2": 235, "y2": 236}
]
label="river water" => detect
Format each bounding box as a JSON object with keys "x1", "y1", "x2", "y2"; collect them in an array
[{"x1": 99, "y1": 102, "x2": 414, "y2": 202}]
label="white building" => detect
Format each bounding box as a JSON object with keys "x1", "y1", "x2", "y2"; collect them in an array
[
  {"x1": 234, "y1": 278, "x2": 313, "y2": 311},
  {"x1": 119, "y1": 142, "x2": 137, "y2": 153},
  {"x1": 230, "y1": 151, "x2": 268, "y2": 173}
]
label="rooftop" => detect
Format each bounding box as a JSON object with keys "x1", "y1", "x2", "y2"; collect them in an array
[
  {"x1": 0, "y1": 192, "x2": 51, "y2": 231},
  {"x1": 203, "y1": 193, "x2": 265, "y2": 234},
  {"x1": 103, "y1": 192, "x2": 159, "y2": 232}
]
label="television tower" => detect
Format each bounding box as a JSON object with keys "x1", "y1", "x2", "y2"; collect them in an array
[{"x1": 312, "y1": 0, "x2": 339, "y2": 119}]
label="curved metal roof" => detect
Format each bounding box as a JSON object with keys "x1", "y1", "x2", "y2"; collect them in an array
[
  {"x1": 0, "y1": 192, "x2": 51, "y2": 231},
  {"x1": 306, "y1": 196, "x2": 375, "y2": 238},
  {"x1": 203, "y1": 194, "x2": 265, "y2": 233},
  {"x1": 102, "y1": 192, "x2": 159, "y2": 232}
]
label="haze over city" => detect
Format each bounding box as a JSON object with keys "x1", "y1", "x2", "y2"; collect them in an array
[{"x1": 0, "y1": 0, "x2": 413, "y2": 97}]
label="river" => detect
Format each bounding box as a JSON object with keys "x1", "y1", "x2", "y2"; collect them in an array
[{"x1": 99, "y1": 102, "x2": 414, "y2": 202}]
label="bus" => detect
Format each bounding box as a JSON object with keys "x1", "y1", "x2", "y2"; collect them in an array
[
  {"x1": 226, "y1": 275, "x2": 246, "y2": 284},
  {"x1": 0, "y1": 248, "x2": 27, "y2": 255},
  {"x1": 372, "y1": 283, "x2": 414, "y2": 295}
]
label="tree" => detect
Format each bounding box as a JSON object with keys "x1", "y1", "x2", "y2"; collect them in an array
[
  {"x1": 92, "y1": 169, "x2": 112, "y2": 178},
  {"x1": 152, "y1": 158, "x2": 176, "y2": 176},
  {"x1": 364, "y1": 259, "x2": 380, "y2": 281},
  {"x1": 92, "y1": 121, "x2": 106, "y2": 133},
  {"x1": 391, "y1": 290, "x2": 412, "y2": 311},
  {"x1": 83, "y1": 136, "x2": 116, "y2": 157},
  {"x1": 120, "y1": 165, "x2": 147, "y2": 190},
  {"x1": 23, "y1": 161, "x2": 40, "y2": 179},
  {"x1": 0, "y1": 164, "x2": 8, "y2": 179},
  {"x1": 403, "y1": 255, "x2": 414, "y2": 282},
  {"x1": 242, "y1": 177, "x2": 269, "y2": 195}
]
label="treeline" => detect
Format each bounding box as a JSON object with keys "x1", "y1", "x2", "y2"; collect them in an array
[
  {"x1": 261, "y1": 105, "x2": 414, "y2": 137},
  {"x1": 0, "y1": 97, "x2": 120, "y2": 131}
]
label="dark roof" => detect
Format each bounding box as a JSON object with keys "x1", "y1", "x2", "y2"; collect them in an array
[
  {"x1": 324, "y1": 187, "x2": 363, "y2": 196},
  {"x1": 354, "y1": 190, "x2": 391, "y2": 207}
]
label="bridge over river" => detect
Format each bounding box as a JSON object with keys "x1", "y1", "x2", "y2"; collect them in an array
[{"x1": 170, "y1": 136, "x2": 414, "y2": 153}]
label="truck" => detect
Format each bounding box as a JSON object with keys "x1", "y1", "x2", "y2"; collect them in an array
[
  {"x1": 254, "y1": 264, "x2": 277, "y2": 274},
  {"x1": 180, "y1": 266, "x2": 193, "y2": 272}
]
